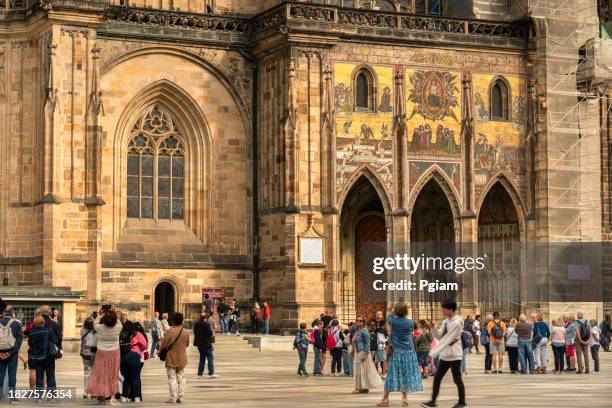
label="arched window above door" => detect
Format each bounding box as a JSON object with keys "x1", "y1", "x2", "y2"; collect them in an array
[{"x1": 127, "y1": 105, "x2": 185, "y2": 221}]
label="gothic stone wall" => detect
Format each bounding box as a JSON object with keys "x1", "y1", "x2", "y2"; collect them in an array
[{"x1": 255, "y1": 40, "x2": 529, "y2": 330}]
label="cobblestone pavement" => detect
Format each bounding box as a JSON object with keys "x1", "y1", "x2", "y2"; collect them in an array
[{"x1": 9, "y1": 339, "x2": 612, "y2": 407}]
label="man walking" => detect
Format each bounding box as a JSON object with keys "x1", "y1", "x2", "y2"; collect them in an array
[
  {"x1": 150, "y1": 311, "x2": 163, "y2": 358},
  {"x1": 0, "y1": 300, "x2": 23, "y2": 403},
  {"x1": 486, "y1": 311, "x2": 506, "y2": 374},
  {"x1": 420, "y1": 300, "x2": 467, "y2": 408},
  {"x1": 194, "y1": 313, "x2": 217, "y2": 379},
  {"x1": 575, "y1": 311, "x2": 591, "y2": 374},
  {"x1": 515, "y1": 314, "x2": 535, "y2": 374}
]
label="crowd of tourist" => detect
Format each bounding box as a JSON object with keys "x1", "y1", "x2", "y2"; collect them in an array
[
  {"x1": 462, "y1": 310, "x2": 609, "y2": 375},
  {"x1": 0, "y1": 293, "x2": 608, "y2": 406},
  {"x1": 293, "y1": 305, "x2": 611, "y2": 408}
]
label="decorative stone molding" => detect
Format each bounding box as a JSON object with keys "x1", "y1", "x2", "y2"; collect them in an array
[
  {"x1": 104, "y1": 5, "x2": 250, "y2": 33},
  {"x1": 2, "y1": 1, "x2": 528, "y2": 48}
]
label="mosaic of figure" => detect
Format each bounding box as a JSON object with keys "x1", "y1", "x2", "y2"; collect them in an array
[
  {"x1": 407, "y1": 71, "x2": 459, "y2": 122},
  {"x1": 335, "y1": 82, "x2": 352, "y2": 114},
  {"x1": 474, "y1": 91, "x2": 489, "y2": 122},
  {"x1": 379, "y1": 86, "x2": 393, "y2": 112}
]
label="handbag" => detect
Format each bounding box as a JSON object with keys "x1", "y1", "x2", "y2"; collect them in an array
[
  {"x1": 385, "y1": 344, "x2": 393, "y2": 358},
  {"x1": 48, "y1": 328, "x2": 62, "y2": 360},
  {"x1": 159, "y1": 328, "x2": 183, "y2": 362}
]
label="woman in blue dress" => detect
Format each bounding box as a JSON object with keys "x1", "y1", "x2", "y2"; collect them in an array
[{"x1": 378, "y1": 302, "x2": 423, "y2": 407}]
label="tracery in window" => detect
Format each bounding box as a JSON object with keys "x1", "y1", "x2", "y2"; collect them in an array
[{"x1": 127, "y1": 105, "x2": 185, "y2": 221}]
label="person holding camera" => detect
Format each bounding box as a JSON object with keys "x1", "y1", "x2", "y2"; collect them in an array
[
  {"x1": 80, "y1": 317, "x2": 97, "y2": 399},
  {"x1": 87, "y1": 305, "x2": 123, "y2": 405}
]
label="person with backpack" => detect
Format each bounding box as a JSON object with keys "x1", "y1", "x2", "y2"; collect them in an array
[
  {"x1": 415, "y1": 320, "x2": 433, "y2": 379},
  {"x1": 294, "y1": 322, "x2": 310, "y2": 376},
  {"x1": 532, "y1": 313, "x2": 550, "y2": 374},
  {"x1": 420, "y1": 300, "x2": 467, "y2": 408},
  {"x1": 327, "y1": 320, "x2": 343, "y2": 376},
  {"x1": 0, "y1": 300, "x2": 23, "y2": 402},
  {"x1": 486, "y1": 311, "x2": 506, "y2": 374},
  {"x1": 120, "y1": 321, "x2": 147, "y2": 402},
  {"x1": 515, "y1": 314, "x2": 535, "y2": 374},
  {"x1": 342, "y1": 324, "x2": 353, "y2": 376},
  {"x1": 463, "y1": 315, "x2": 475, "y2": 353},
  {"x1": 505, "y1": 318, "x2": 520, "y2": 374},
  {"x1": 481, "y1": 314, "x2": 492, "y2": 374},
  {"x1": 575, "y1": 311, "x2": 591, "y2": 374},
  {"x1": 311, "y1": 319, "x2": 325, "y2": 376},
  {"x1": 80, "y1": 317, "x2": 97, "y2": 399},
  {"x1": 460, "y1": 328, "x2": 473, "y2": 375}
]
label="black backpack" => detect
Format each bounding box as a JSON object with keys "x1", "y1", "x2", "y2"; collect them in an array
[
  {"x1": 119, "y1": 332, "x2": 132, "y2": 354},
  {"x1": 579, "y1": 321, "x2": 590, "y2": 342},
  {"x1": 461, "y1": 331, "x2": 473, "y2": 349}
]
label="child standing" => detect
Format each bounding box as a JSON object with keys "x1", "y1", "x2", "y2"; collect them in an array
[
  {"x1": 374, "y1": 321, "x2": 388, "y2": 379},
  {"x1": 589, "y1": 319, "x2": 601, "y2": 373},
  {"x1": 415, "y1": 320, "x2": 433, "y2": 379},
  {"x1": 342, "y1": 324, "x2": 353, "y2": 376},
  {"x1": 294, "y1": 322, "x2": 310, "y2": 376}
]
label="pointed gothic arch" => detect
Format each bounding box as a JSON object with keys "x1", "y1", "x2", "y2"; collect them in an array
[
  {"x1": 112, "y1": 79, "x2": 212, "y2": 248},
  {"x1": 408, "y1": 166, "x2": 462, "y2": 237},
  {"x1": 338, "y1": 165, "x2": 392, "y2": 218},
  {"x1": 476, "y1": 172, "x2": 527, "y2": 240}
]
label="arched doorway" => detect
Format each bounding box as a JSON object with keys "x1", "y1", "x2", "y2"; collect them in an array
[
  {"x1": 339, "y1": 175, "x2": 388, "y2": 323},
  {"x1": 410, "y1": 178, "x2": 455, "y2": 321},
  {"x1": 154, "y1": 281, "x2": 176, "y2": 316},
  {"x1": 477, "y1": 181, "x2": 521, "y2": 319}
]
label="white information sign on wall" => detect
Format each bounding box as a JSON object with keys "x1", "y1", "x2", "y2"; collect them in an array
[{"x1": 299, "y1": 236, "x2": 324, "y2": 265}]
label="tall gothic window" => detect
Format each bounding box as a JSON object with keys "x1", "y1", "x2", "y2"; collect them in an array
[
  {"x1": 490, "y1": 78, "x2": 510, "y2": 120},
  {"x1": 127, "y1": 105, "x2": 185, "y2": 220}
]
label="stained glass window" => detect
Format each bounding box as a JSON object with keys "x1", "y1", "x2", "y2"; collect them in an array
[{"x1": 127, "y1": 105, "x2": 185, "y2": 221}]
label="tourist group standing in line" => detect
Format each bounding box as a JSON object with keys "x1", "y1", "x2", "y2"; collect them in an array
[{"x1": 468, "y1": 310, "x2": 607, "y2": 376}]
